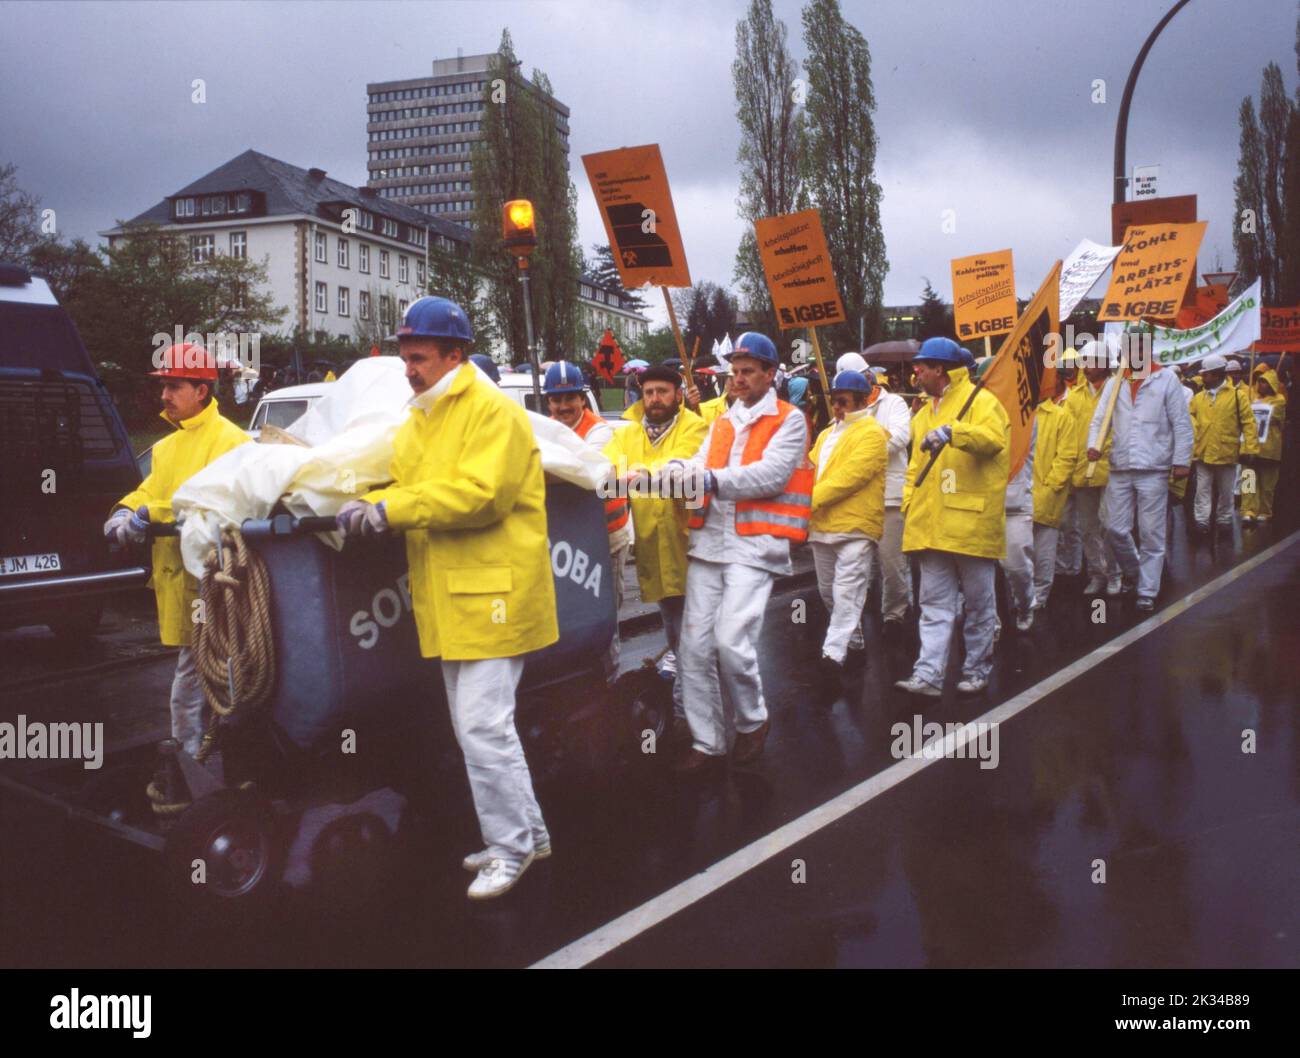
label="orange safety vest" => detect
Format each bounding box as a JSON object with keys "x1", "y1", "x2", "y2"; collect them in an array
[
  {"x1": 686, "y1": 400, "x2": 813, "y2": 542},
  {"x1": 574, "y1": 408, "x2": 630, "y2": 534}
]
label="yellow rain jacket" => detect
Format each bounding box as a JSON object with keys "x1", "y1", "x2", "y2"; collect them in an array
[
  {"x1": 698, "y1": 394, "x2": 730, "y2": 425},
  {"x1": 1031, "y1": 399, "x2": 1078, "y2": 528},
  {"x1": 363, "y1": 363, "x2": 557, "y2": 661},
  {"x1": 602, "y1": 403, "x2": 708, "y2": 604},
  {"x1": 809, "y1": 413, "x2": 888, "y2": 539},
  {"x1": 1190, "y1": 379, "x2": 1259, "y2": 465},
  {"x1": 1252, "y1": 368, "x2": 1287, "y2": 461},
  {"x1": 116, "y1": 400, "x2": 250, "y2": 647},
  {"x1": 1067, "y1": 378, "x2": 1112, "y2": 489},
  {"x1": 901, "y1": 366, "x2": 1010, "y2": 560}
]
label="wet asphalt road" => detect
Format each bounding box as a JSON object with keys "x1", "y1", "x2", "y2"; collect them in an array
[{"x1": 2, "y1": 496, "x2": 1298, "y2": 968}]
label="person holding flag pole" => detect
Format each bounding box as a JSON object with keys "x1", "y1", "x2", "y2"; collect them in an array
[{"x1": 1085, "y1": 333, "x2": 1193, "y2": 613}]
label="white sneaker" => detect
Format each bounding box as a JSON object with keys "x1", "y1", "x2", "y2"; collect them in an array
[
  {"x1": 463, "y1": 838, "x2": 551, "y2": 872},
  {"x1": 1015, "y1": 612, "x2": 1034, "y2": 632},
  {"x1": 657, "y1": 650, "x2": 677, "y2": 679},
  {"x1": 1084, "y1": 574, "x2": 1106, "y2": 594},
  {"x1": 894, "y1": 675, "x2": 941, "y2": 697},
  {"x1": 467, "y1": 851, "x2": 535, "y2": 900},
  {"x1": 956, "y1": 676, "x2": 988, "y2": 695},
  {"x1": 1105, "y1": 574, "x2": 1123, "y2": 596}
]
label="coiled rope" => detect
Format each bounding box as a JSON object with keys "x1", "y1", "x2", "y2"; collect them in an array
[{"x1": 147, "y1": 527, "x2": 275, "y2": 815}]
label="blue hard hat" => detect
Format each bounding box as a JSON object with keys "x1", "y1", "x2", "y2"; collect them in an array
[
  {"x1": 542, "y1": 360, "x2": 586, "y2": 395},
  {"x1": 397, "y1": 296, "x2": 474, "y2": 343},
  {"x1": 469, "y1": 353, "x2": 500, "y2": 383},
  {"x1": 787, "y1": 377, "x2": 809, "y2": 405},
  {"x1": 731, "y1": 331, "x2": 779, "y2": 366},
  {"x1": 915, "y1": 336, "x2": 966, "y2": 366},
  {"x1": 831, "y1": 369, "x2": 872, "y2": 393}
]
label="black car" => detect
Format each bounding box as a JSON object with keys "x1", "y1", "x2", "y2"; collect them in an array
[{"x1": 0, "y1": 263, "x2": 148, "y2": 641}]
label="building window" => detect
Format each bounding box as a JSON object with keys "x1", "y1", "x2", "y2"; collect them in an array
[
  {"x1": 229, "y1": 231, "x2": 246, "y2": 259},
  {"x1": 189, "y1": 234, "x2": 214, "y2": 262},
  {"x1": 314, "y1": 232, "x2": 327, "y2": 263},
  {"x1": 379, "y1": 250, "x2": 390, "y2": 279},
  {"x1": 416, "y1": 260, "x2": 425, "y2": 287},
  {"x1": 359, "y1": 290, "x2": 371, "y2": 320},
  {"x1": 380, "y1": 295, "x2": 393, "y2": 326},
  {"x1": 315, "y1": 281, "x2": 327, "y2": 313},
  {"x1": 338, "y1": 238, "x2": 349, "y2": 268},
  {"x1": 398, "y1": 256, "x2": 408, "y2": 283},
  {"x1": 359, "y1": 244, "x2": 370, "y2": 273},
  {"x1": 399, "y1": 299, "x2": 408, "y2": 318},
  {"x1": 338, "y1": 287, "x2": 350, "y2": 317}
]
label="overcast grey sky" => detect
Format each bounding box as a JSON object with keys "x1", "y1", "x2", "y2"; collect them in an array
[{"x1": 2, "y1": 0, "x2": 1295, "y2": 328}]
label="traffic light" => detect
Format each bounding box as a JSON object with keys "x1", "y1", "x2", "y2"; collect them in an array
[{"x1": 502, "y1": 199, "x2": 537, "y2": 256}]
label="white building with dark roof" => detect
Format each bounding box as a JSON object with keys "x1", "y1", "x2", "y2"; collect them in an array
[{"x1": 103, "y1": 148, "x2": 469, "y2": 342}]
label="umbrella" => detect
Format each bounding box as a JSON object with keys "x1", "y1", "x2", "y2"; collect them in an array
[
  {"x1": 624, "y1": 358, "x2": 649, "y2": 372},
  {"x1": 862, "y1": 339, "x2": 921, "y2": 365}
]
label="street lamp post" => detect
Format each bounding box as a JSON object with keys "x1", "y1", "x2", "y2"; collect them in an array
[
  {"x1": 1113, "y1": 0, "x2": 1192, "y2": 205},
  {"x1": 502, "y1": 199, "x2": 541, "y2": 408}
]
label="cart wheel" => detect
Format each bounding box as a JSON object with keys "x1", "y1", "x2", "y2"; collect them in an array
[
  {"x1": 163, "y1": 788, "x2": 280, "y2": 924},
  {"x1": 619, "y1": 669, "x2": 673, "y2": 760}
]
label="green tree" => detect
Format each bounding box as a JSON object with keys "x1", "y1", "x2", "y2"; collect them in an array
[
  {"x1": 800, "y1": 0, "x2": 887, "y2": 350},
  {"x1": 672, "y1": 280, "x2": 739, "y2": 359},
  {"x1": 916, "y1": 278, "x2": 951, "y2": 340},
  {"x1": 732, "y1": 0, "x2": 805, "y2": 336},
  {"x1": 425, "y1": 237, "x2": 497, "y2": 349},
  {"x1": 0, "y1": 162, "x2": 42, "y2": 263},
  {"x1": 469, "y1": 31, "x2": 583, "y2": 361},
  {"x1": 1234, "y1": 63, "x2": 1293, "y2": 301}
]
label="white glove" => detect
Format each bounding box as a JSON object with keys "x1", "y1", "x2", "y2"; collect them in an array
[
  {"x1": 921, "y1": 425, "x2": 953, "y2": 454},
  {"x1": 336, "y1": 499, "x2": 389, "y2": 537},
  {"x1": 104, "y1": 507, "x2": 145, "y2": 547}
]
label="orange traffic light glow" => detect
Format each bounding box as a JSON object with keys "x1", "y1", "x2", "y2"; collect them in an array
[{"x1": 505, "y1": 199, "x2": 535, "y2": 232}]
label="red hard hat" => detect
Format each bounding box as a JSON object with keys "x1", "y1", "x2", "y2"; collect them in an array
[{"x1": 149, "y1": 342, "x2": 219, "y2": 380}]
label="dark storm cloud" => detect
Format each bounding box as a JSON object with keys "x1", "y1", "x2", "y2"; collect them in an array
[{"x1": 0, "y1": 0, "x2": 1293, "y2": 326}]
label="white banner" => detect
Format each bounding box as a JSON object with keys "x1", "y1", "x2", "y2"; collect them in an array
[
  {"x1": 1104, "y1": 279, "x2": 1262, "y2": 370},
  {"x1": 1059, "y1": 238, "x2": 1123, "y2": 319}
]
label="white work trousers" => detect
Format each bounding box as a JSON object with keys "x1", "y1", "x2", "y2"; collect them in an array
[
  {"x1": 877, "y1": 507, "x2": 911, "y2": 622},
  {"x1": 440, "y1": 655, "x2": 545, "y2": 861},
  {"x1": 1193, "y1": 462, "x2": 1237, "y2": 528},
  {"x1": 1073, "y1": 487, "x2": 1113, "y2": 580},
  {"x1": 170, "y1": 646, "x2": 208, "y2": 757},
  {"x1": 1103, "y1": 469, "x2": 1170, "y2": 601},
  {"x1": 913, "y1": 551, "x2": 998, "y2": 687},
  {"x1": 1000, "y1": 511, "x2": 1035, "y2": 621},
  {"x1": 1032, "y1": 523, "x2": 1059, "y2": 607},
  {"x1": 679, "y1": 559, "x2": 774, "y2": 756},
  {"x1": 605, "y1": 543, "x2": 629, "y2": 676},
  {"x1": 1055, "y1": 493, "x2": 1081, "y2": 575},
  {"x1": 811, "y1": 537, "x2": 874, "y2": 664},
  {"x1": 658, "y1": 594, "x2": 686, "y2": 718}
]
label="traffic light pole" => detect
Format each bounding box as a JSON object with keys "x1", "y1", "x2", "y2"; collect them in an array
[{"x1": 518, "y1": 261, "x2": 542, "y2": 410}]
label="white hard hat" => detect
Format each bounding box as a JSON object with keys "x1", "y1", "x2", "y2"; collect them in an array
[
  {"x1": 1201, "y1": 353, "x2": 1227, "y2": 372},
  {"x1": 715, "y1": 354, "x2": 732, "y2": 375},
  {"x1": 836, "y1": 352, "x2": 868, "y2": 374},
  {"x1": 1225, "y1": 358, "x2": 1243, "y2": 372}
]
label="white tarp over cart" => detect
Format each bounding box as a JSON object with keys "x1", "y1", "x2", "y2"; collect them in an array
[{"x1": 171, "y1": 358, "x2": 615, "y2": 579}]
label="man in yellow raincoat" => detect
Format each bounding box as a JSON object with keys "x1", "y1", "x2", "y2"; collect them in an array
[
  {"x1": 603, "y1": 364, "x2": 708, "y2": 735},
  {"x1": 808, "y1": 370, "x2": 888, "y2": 674},
  {"x1": 896, "y1": 338, "x2": 1009, "y2": 697},
  {"x1": 1188, "y1": 353, "x2": 1259, "y2": 535},
  {"x1": 104, "y1": 344, "x2": 249, "y2": 757},
  {"x1": 1028, "y1": 371, "x2": 1079, "y2": 610},
  {"x1": 1063, "y1": 341, "x2": 1117, "y2": 595},
  {"x1": 1242, "y1": 365, "x2": 1287, "y2": 526},
  {"x1": 337, "y1": 296, "x2": 558, "y2": 901}
]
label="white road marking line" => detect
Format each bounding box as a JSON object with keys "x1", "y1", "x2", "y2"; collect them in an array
[{"x1": 531, "y1": 530, "x2": 1300, "y2": 969}]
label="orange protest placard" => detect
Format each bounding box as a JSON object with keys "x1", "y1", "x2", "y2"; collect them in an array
[
  {"x1": 1254, "y1": 304, "x2": 1300, "y2": 352},
  {"x1": 753, "y1": 209, "x2": 845, "y2": 330},
  {"x1": 581, "y1": 144, "x2": 691, "y2": 289},
  {"x1": 1098, "y1": 221, "x2": 1207, "y2": 322},
  {"x1": 951, "y1": 249, "x2": 1017, "y2": 340},
  {"x1": 981, "y1": 260, "x2": 1061, "y2": 480}
]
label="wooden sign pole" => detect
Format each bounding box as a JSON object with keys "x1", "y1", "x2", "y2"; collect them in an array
[
  {"x1": 662, "y1": 287, "x2": 689, "y2": 363},
  {"x1": 1086, "y1": 366, "x2": 1128, "y2": 481},
  {"x1": 807, "y1": 327, "x2": 834, "y2": 421}
]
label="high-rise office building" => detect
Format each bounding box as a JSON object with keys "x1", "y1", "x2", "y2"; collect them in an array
[{"x1": 365, "y1": 53, "x2": 570, "y2": 225}]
